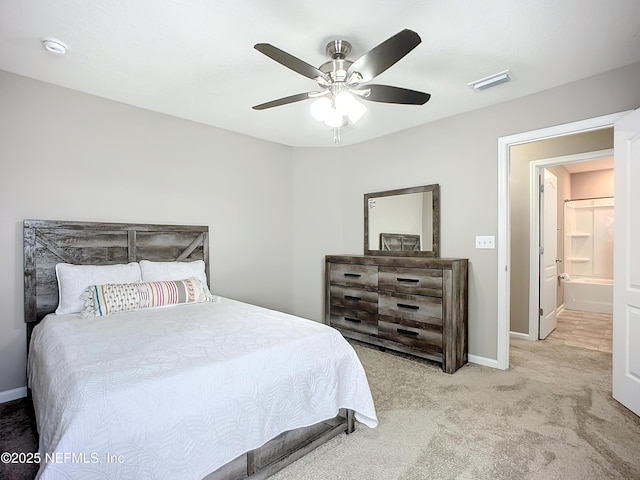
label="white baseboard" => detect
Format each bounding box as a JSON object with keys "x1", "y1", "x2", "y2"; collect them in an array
[
  {"x1": 510, "y1": 331, "x2": 532, "y2": 341},
  {"x1": 468, "y1": 354, "x2": 499, "y2": 369},
  {"x1": 0, "y1": 386, "x2": 27, "y2": 404}
]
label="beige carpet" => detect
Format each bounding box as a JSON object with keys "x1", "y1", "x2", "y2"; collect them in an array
[{"x1": 271, "y1": 338, "x2": 640, "y2": 480}]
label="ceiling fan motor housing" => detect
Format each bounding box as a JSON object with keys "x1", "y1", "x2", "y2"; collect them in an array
[
  {"x1": 326, "y1": 40, "x2": 351, "y2": 59},
  {"x1": 320, "y1": 40, "x2": 354, "y2": 82},
  {"x1": 319, "y1": 59, "x2": 353, "y2": 82}
]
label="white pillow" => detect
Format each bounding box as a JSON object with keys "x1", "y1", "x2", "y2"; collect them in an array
[
  {"x1": 55, "y1": 262, "x2": 142, "y2": 315},
  {"x1": 139, "y1": 260, "x2": 208, "y2": 286}
]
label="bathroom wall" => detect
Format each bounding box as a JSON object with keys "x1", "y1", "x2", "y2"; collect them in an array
[{"x1": 570, "y1": 168, "x2": 614, "y2": 199}]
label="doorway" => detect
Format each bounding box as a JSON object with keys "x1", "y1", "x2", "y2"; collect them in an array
[
  {"x1": 525, "y1": 149, "x2": 614, "y2": 342},
  {"x1": 495, "y1": 111, "x2": 631, "y2": 370}
]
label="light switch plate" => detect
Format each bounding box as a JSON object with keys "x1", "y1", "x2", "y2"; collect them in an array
[{"x1": 475, "y1": 235, "x2": 495, "y2": 249}]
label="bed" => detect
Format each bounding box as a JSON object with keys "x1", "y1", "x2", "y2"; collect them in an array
[{"x1": 24, "y1": 219, "x2": 377, "y2": 480}]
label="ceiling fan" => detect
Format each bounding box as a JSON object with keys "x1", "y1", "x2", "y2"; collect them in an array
[{"x1": 252, "y1": 29, "x2": 431, "y2": 143}]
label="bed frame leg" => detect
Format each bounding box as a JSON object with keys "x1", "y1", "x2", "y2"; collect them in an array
[
  {"x1": 246, "y1": 450, "x2": 256, "y2": 476},
  {"x1": 346, "y1": 409, "x2": 355, "y2": 434}
]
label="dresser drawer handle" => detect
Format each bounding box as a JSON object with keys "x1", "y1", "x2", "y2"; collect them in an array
[
  {"x1": 397, "y1": 303, "x2": 419, "y2": 310},
  {"x1": 343, "y1": 273, "x2": 362, "y2": 278},
  {"x1": 397, "y1": 277, "x2": 419, "y2": 284},
  {"x1": 397, "y1": 328, "x2": 419, "y2": 337},
  {"x1": 344, "y1": 295, "x2": 361, "y2": 301},
  {"x1": 344, "y1": 317, "x2": 362, "y2": 324}
]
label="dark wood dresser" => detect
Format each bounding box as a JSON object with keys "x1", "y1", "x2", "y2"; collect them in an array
[{"x1": 325, "y1": 255, "x2": 468, "y2": 373}]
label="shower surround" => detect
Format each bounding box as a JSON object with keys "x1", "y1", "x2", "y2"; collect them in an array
[{"x1": 562, "y1": 197, "x2": 614, "y2": 314}]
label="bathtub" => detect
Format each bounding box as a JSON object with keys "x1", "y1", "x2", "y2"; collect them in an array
[{"x1": 563, "y1": 277, "x2": 613, "y2": 314}]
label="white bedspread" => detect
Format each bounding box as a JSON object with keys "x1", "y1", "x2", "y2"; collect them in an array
[{"x1": 28, "y1": 297, "x2": 377, "y2": 480}]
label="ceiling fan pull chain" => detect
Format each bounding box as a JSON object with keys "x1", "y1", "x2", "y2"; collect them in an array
[{"x1": 333, "y1": 127, "x2": 341, "y2": 144}]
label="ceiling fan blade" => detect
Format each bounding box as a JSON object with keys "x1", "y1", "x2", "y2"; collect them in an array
[
  {"x1": 357, "y1": 85, "x2": 431, "y2": 105},
  {"x1": 252, "y1": 92, "x2": 317, "y2": 110},
  {"x1": 255, "y1": 43, "x2": 330, "y2": 82},
  {"x1": 347, "y1": 29, "x2": 421, "y2": 83}
]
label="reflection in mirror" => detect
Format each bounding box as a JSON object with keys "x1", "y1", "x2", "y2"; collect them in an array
[
  {"x1": 380, "y1": 233, "x2": 421, "y2": 251},
  {"x1": 364, "y1": 184, "x2": 439, "y2": 257}
]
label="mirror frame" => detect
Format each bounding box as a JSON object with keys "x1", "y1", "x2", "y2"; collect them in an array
[{"x1": 364, "y1": 184, "x2": 440, "y2": 257}]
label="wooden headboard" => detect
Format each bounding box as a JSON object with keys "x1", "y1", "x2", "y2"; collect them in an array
[{"x1": 23, "y1": 220, "x2": 210, "y2": 329}]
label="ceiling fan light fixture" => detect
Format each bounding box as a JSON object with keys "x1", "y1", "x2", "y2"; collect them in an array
[
  {"x1": 323, "y1": 109, "x2": 347, "y2": 128},
  {"x1": 335, "y1": 91, "x2": 366, "y2": 123},
  {"x1": 346, "y1": 98, "x2": 367, "y2": 124},
  {"x1": 311, "y1": 91, "x2": 367, "y2": 126},
  {"x1": 334, "y1": 91, "x2": 354, "y2": 113},
  {"x1": 310, "y1": 97, "x2": 332, "y2": 121}
]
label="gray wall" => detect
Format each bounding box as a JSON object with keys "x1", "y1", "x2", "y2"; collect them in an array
[
  {"x1": 2, "y1": 61, "x2": 640, "y2": 395},
  {"x1": 0, "y1": 71, "x2": 294, "y2": 394},
  {"x1": 290, "y1": 62, "x2": 640, "y2": 361}
]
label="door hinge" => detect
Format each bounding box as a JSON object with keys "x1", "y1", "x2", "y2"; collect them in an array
[
  {"x1": 539, "y1": 246, "x2": 544, "y2": 254},
  {"x1": 539, "y1": 308, "x2": 543, "y2": 317},
  {"x1": 540, "y1": 184, "x2": 544, "y2": 193}
]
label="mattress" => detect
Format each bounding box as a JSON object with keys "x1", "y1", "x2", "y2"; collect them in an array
[{"x1": 28, "y1": 297, "x2": 378, "y2": 480}]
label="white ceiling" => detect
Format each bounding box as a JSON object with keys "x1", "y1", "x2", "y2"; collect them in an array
[{"x1": 1, "y1": 0, "x2": 639, "y2": 148}]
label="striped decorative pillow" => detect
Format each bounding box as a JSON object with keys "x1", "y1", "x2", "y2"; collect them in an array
[{"x1": 81, "y1": 278, "x2": 212, "y2": 317}]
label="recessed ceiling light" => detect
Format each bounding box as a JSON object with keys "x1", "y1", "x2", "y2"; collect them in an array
[
  {"x1": 468, "y1": 70, "x2": 511, "y2": 91},
  {"x1": 41, "y1": 37, "x2": 68, "y2": 55}
]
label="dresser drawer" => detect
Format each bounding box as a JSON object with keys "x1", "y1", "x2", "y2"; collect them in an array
[
  {"x1": 329, "y1": 307, "x2": 378, "y2": 336},
  {"x1": 378, "y1": 319, "x2": 442, "y2": 353},
  {"x1": 379, "y1": 267, "x2": 442, "y2": 296},
  {"x1": 329, "y1": 263, "x2": 378, "y2": 289},
  {"x1": 379, "y1": 292, "x2": 442, "y2": 326},
  {"x1": 329, "y1": 285, "x2": 378, "y2": 313}
]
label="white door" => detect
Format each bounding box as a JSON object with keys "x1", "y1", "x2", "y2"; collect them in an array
[
  {"x1": 613, "y1": 108, "x2": 640, "y2": 417},
  {"x1": 539, "y1": 169, "x2": 558, "y2": 339}
]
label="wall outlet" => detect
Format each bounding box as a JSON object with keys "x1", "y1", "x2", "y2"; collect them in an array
[{"x1": 475, "y1": 235, "x2": 495, "y2": 249}]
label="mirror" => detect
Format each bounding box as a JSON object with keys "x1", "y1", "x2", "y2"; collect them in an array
[{"x1": 364, "y1": 184, "x2": 440, "y2": 257}]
